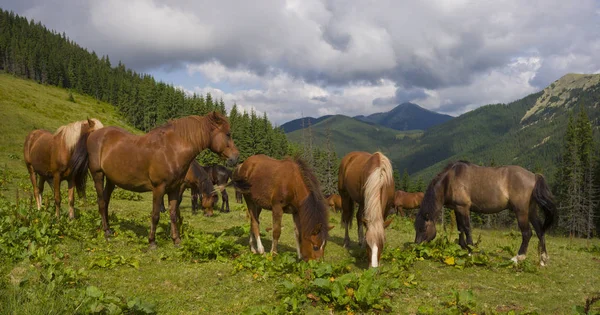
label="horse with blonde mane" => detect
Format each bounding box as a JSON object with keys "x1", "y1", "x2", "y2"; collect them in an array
[
  {"x1": 233, "y1": 154, "x2": 331, "y2": 261},
  {"x1": 71, "y1": 112, "x2": 240, "y2": 248},
  {"x1": 24, "y1": 118, "x2": 104, "y2": 218},
  {"x1": 338, "y1": 151, "x2": 395, "y2": 268}
]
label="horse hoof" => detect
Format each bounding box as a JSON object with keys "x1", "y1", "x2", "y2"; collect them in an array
[
  {"x1": 104, "y1": 230, "x2": 114, "y2": 238},
  {"x1": 149, "y1": 243, "x2": 157, "y2": 250},
  {"x1": 173, "y1": 239, "x2": 181, "y2": 247}
]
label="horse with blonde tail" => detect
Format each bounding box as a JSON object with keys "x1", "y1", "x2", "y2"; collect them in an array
[
  {"x1": 24, "y1": 118, "x2": 104, "y2": 219},
  {"x1": 338, "y1": 151, "x2": 395, "y2": 268}
]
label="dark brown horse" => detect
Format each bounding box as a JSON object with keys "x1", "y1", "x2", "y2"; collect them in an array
[
  {"x1": 181, "y1": 160, "x2": 218, "y2": 217},
  {"x1": 203, "y1": 164, "x2": 233, "y2": 213},
  {"x1": 71, "y1": 112, "x2": 239, "y2": 248},
  {"x1": 23, "y1": 118, "x2": 104, "y2": 219},
  {"x1": 235, "y1": 190, "x2": 243, "y2": 203},
  {"x1": 338, "y1": 151, "x2": 395, "y2": 268},
  {"x1": 233, "y1": 154, "x2": 331, "y2": 261},
  {"x1": 414, "y1": 161, "x2": 557, "y2": 266},
  {"x1": 325, "y1": 194, "x2": 342, "y2": 213},
  {"x1": 392, "y1": 190, "x2": 424, "y2": 216}
]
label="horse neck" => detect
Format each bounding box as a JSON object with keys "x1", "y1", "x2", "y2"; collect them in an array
[{"x1": 172, "y1": 116, "x2": 212, "y2": 157}]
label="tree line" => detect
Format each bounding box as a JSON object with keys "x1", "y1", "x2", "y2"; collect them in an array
[{"x1": 0, "y1": 9, "x2": 288, "y2": 165}]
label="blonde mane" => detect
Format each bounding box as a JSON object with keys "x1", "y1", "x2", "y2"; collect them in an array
[
  {"x1": 363, "y1": 152, "x2": 394, "y2": 251},
  {"x1": 54, "y1": 118, "x2": 104, "y2": 152}
]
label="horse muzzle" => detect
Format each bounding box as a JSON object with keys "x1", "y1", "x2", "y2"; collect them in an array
[{"x1": 226, "y1": 155, "x2": 239, "y2": 167}]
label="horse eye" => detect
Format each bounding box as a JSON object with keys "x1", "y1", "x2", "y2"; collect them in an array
[
  {"x1": 226, "y1": 132, "x2": 231, "y2": 138},
  {"x1": 312, "y1": 245, "x2": 319, "y2": 251}
]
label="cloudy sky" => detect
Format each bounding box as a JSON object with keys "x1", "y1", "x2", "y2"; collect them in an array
[{"x1": 2, "y1": 0, "x2": 599, "y2": 124}]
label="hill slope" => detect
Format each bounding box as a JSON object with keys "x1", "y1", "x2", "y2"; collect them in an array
[
  {"x1": 286, "y1": 115, "x2": 422, "y2": 158},
  {"x1": 0, "y1": 73, "x2": 137, "y2": 172},
  {"x1": 355, "y1": 102, "x2": 453, "y2": 131},
  {"x1": 280, "y1": 115, "x2": 333, "y2": 133}
]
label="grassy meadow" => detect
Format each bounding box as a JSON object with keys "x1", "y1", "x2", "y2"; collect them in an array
[{"x1": 1, "y1": 74, "x2": 599, "y2": 314}]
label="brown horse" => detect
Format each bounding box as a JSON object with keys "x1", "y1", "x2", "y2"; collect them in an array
[
  {"x1": 233, "y1": 154, "x2": 331, "y2": 261},
  {"x1": 71, "y1": 112, "x2": 239, "y2": 248},
  {"x1": 23, "y1": 118, "x2": 104, "y2": 219},
  {"x1": 338, "y1": 151, "x2": 395, "y2": 268},
  {"x1": 325, "y1": 194, "x2": 342, "y2": 213},
  {"x1": 181, "y1": 160, "x2": 218, "y2": 217},
  {"x1": 414, "y1": 161, "x2": 557, "y2": 266},
  {"x1": 392, "y1": 190, "x2": 424, "y2": 216},
  {"x1": 203, "y1": 164, "x2": 233, "y2": 213}
]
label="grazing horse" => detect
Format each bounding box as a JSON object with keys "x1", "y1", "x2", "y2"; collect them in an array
[
  {"x1": 181, "y1": 160, "x2": 218, "y2": 217},
  {"x1": 23, "y1": 118, "x2": 104, "y2": 219},
  {"x1": 325, "y1": 194, "x2": 342, "y2": 213},
  {"x1": 338, "y1": 151, "x2": 395, "y2": 268},
  {"x1": 71, "y1": 112, "x2": 239, "y2": 248},
  {"x1": 233, "y1": 154, "x2": 330, "y2": 261},
  {"x1": 203, "y1": 164, "x2": 233, "y2": 213},
  {"x1": 414, "y1": 161, "x2": 557, "y2": 266},
  {"x1": 392, "y1": 190, "x2": 424, "y2": 216}
]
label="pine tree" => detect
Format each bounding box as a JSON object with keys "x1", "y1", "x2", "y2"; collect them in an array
[{"x1": 401, "y1": 169, "x2": 411, "y2": 192}]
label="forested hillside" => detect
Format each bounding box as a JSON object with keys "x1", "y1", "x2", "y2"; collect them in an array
[{"x1": 0, "y1": 9, "x2": 288, "y2": 165}]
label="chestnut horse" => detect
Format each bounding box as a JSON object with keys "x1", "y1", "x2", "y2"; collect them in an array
[
  {"x1": 414, "y1": 161, "x2": 557, "y2": 266},
  {"x1": 24, "y1": 118, "x2": 104, "y2": 218},
  {"x1": 203, "y1": 164, "x2": 233, "y2": 213},
  {"x1": 71, "y1": 112, "x2": 239, "y2": 248},
  {"x1": 338, "y1": 151, "x2": 395, "y2": 268},
  {"x1": 181, "y1": 160, "x2": 218, "y2": 217},
  {"x1": 392, "y1": 190, "x2": 424, "y2": 216},
  {"x1": 233, "y1": 154, "x2": 330, "y2": 261},
  {"x1": 325, "y1": 194, "x2": 342, "y2": 213}
]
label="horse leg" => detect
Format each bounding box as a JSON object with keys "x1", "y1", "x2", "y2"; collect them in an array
[
  {"x1": 357, "y1": 203, "x2": 365, "y2": 248},
  {"x1": 67, "y1": 179, "x2": 76, "y2": 220},
  {"x1": 92, "y1": 171, "x2": 110, "y2": 236},
  {"x1": 454, "y1": 208, "x2": 469, "y2": 250},
  {"x1": 293, "y1": 213, "x2": 302, "y2": 259},
  {"x1": 341, "y1": 196, "x2": 355, "y2": 248},
  {"x1": 38, "y1": 177, "x2": 47, "y2": 210},
  {"x1": 529, "y1": 211, "x2": 549, "y2": 266},
  {"x1": 52, "y1": 173, "x2": 61, "y2": 218},
  {"x1": 270, "y1": 205, "x2": 283, "y2": 254},
  {"x1": 512, "y1": 210, "x2": 532, "y2": 263},
  {"x1": 149, "y1": 185, "x2": 166, "y2": 249},
  {"x1": 191, "y1": 187, "x2": 199, "y2": 215},
  {"x1": 221, "y1": 189, "x2": 229, "y2": 213},
  {"x1": 26, "y1": 164, "x2": 41, "y2": 210},
  {"x1": 167, "y1": 190, "x2": 182, "y2": 246},
  {"x1": 246, "y1": 200, "x2": 264, "y2": 254},
  {"x1": 102, "y1": 179, "x2": 115, "y2": 235}
]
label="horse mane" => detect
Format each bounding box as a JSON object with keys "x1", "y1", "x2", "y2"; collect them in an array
[
  {"x1": 54, "y1": 118, "x2": 104, "y2": 152},
  {"x1": 420, "y1": 160, "x2": 471, "y2": 221},
  {"x1": 294, "y1": 157, "x2": 329, "y2": 241},
  {"x1": 156, "y1": 112, "x2": 227, "y2": 150},
  {"x1": 363, "y1": 152, "x2": 394, "y2": 247}
]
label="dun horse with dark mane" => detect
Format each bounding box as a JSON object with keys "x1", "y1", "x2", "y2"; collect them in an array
[
  {"x1": 24, "y1": 118, "x2": 104, "y2": 219},
  {"x1": 181, "y1": 160, "x2": 218, "y2": 217},
  {"x1": 71, "y1": 112, "x2": 239, "y2": 248},
  {"x1": 233, "y1": 154, "x2": 330, "y2": 261},
  {"x1": 338, "y1": 151, "x2": 395, "y2": 268},
  {"x1": 203, "y1": 164, "x2": 233, "y2": 213},
  {"x1": 414, "y1": 161, "x2": 557, "y2": 266}
]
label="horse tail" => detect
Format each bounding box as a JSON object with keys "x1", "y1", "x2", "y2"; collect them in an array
[
  {"x1": 532, "y1": 174, "x2": 557, "y2": 233},
  {"x1": 363, "y1": 152, "x2": 394, "y2": 245},
  {"x1": 70, "y1": 131, "x2": 91, "y2": 197}
]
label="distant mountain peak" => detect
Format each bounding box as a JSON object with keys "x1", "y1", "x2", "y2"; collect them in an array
[{"x1": 521, "y1": 73, "x2": 600, "y2": 122}]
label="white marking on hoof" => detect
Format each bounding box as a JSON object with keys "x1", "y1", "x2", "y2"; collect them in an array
[
  {"x1": 510, "y1": 255, "x2": 526, "y2": 263},
  {"x1": 370, "y1": 244, "x2": 379, "y2": 268},
  {"x1": 256, "y1": 237, "x2": 265, "y2": 254},
  {"x1": 540, "y1": 253, "x2": 549, "y2": 266}
]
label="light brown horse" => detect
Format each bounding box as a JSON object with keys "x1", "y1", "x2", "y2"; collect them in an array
[
  {"x1": 23, "y1": 118, "x2": 104, "y2": 218},
  {"x1": 338, "y1": 151, "x2": 395, "y2": 268},
  {"x1": 233, "y1": 154, "x2": 331, "y2": 261},
  {"x1": 181, "y1": 160, "x2": 218, "y2": 217},
  {"x1": 392, "y1": 190, "x2": 424, "y2": 216},
  {"x1": 325, "y1": 194, "x2": 342, "y2": 213},
  {"x1": 71, "y1": 112, "x2": 239, "y2": 248},
  {"x1": 414, "y1": 161, "x2": 557, "y2": 266}
]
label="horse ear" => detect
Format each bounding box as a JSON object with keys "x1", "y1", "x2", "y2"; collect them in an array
[
  {"x1": 328, "y1": 225, "x2": 335, "y2": 231},
  {"x1": 210, "y1": 111, "x2": 225, "y2": 125},
  {"x1": 87, "y1": 118, "x2": 95, "y2": 128},
  {"x1": 312, "y1": 223, "x2": 322, "y2": 235},
  {"x1": 383, "y1": 217, "x2": 394, "y2": 229}
]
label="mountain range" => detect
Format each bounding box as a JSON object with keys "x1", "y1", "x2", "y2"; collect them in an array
[{"x1": 283, "y1": 73, "x2": 600, "y2": 182}]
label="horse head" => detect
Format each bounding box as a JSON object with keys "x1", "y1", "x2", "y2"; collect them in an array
[
  {"x1": 207, "y1": 112, "x2": 239, "y2": 166},
  {"x1": 414, "y1": 209, "x2": 437, "y2": 243},
  {"x1": 299, "y1": 223, "x2": 335, "y2": 261}
]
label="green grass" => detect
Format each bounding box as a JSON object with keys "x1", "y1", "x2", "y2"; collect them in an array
[{"x1": 1, "y1": 74, "x2": 600, "y2": 314}]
